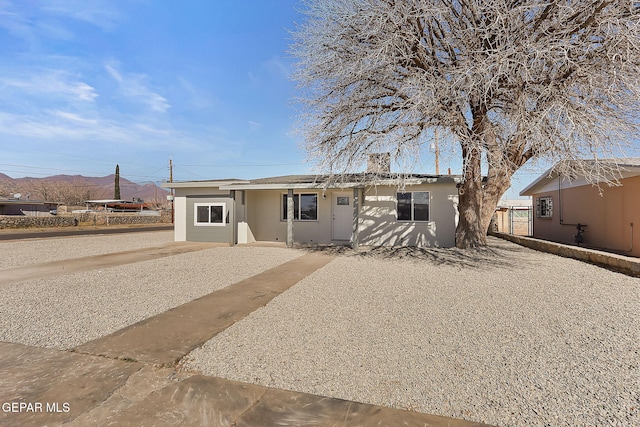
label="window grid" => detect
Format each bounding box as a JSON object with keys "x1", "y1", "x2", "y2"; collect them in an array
[
  {"x1": 194, "y1": 203, "x2": 226, "y2": 226},
  {"x1": 282, "y1": 193, "x2": 318, "y2": 221},
  {"x1": 536, "y1": 196, "x2": 553, "y2": 218},
  {"x1": 397, "y1": 191, "x2": 430, "y2": 222}
]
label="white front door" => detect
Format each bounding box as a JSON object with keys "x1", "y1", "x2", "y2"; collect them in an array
[{"x1": 332, "y1": 192, "x2": 352, "y2": 241}]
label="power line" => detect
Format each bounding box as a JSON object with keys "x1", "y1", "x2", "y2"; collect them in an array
[{"x1": 178, "y1": 162, "x2": 305, "y2": 167}]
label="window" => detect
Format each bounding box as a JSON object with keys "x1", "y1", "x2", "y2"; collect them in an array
[
  {"x1": 337, "y1": 196, "x2": 350, "y2": 206},
  {"x1": 194, "y1": 203, "x2": 225, "y2": 226},
  {"x1": 397, "y1": 191, "x2": 429, "y2": 221},
  {"x1": 282, "y1": 193, "x2": 318, "y2": 221},
  {"x1": 536, "y1": 196, "x2": 553, "y2": 218}
]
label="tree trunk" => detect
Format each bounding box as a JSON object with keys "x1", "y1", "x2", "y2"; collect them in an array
[
  {"x1": 455, "y1": 156, "x2": 513, "y2": 249},
  {"x1": 455, "y1": 153, "x2": 486, "y2": 248}
]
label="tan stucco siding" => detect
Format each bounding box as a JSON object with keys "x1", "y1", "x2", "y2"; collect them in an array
[
  {"x1": 245, "y1": 189, "x2": 334, "y2": 244},
  {"x1": 532, "y1": 175, "x2": 640, "y2": 256},
  {"x1": 359, "y1": 184, "x2": 458, "y2": 247}
]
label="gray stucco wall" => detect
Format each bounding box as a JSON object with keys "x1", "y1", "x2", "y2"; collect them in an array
[{"x1": 185, "y1": 195, "x2": 234, "y2": 243}]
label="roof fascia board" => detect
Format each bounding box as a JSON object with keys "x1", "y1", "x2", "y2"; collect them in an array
[
  {"x1": 161, "y1": 180, "x2": 248, "y2": 189},
  {"x1": 520, "y1": 164, "x2": 640, "y2": 196},
  {"x1": 221, "y1": 183, "x2": 348, "y2": 190},
  {"x1": 519, "y1": 167, "x2": 556, "y2": 196},
  {"x1": 221, "y1": 177, "x2": 461, "y2": 190}
]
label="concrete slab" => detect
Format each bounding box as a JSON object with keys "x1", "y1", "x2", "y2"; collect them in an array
[
  {"x1": 74, "y1": 252, "x2": 336, "y2": 366},
  {"x1": 0, "y1": 342, "x2": 142, "y2": 427},
  {"x1": 0, "y1": 342, "x2": 491, "y2": 427},
  {"x1": 236, "y1": 387, "x2": 489, "y2": 427}
]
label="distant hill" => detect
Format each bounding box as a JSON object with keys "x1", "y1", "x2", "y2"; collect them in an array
[{"x1": 0, "y1": 173, "x2": 168, "y2": 204}]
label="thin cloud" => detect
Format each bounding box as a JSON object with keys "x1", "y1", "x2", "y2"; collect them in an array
[
  {"x1": 41, "y1": 0, "x2": 122, "y2": 31},
  {"x1": 263, "y1": 56, "x2": 290, "y2": 79},
  {"x1": 104, "y1": 63, "x2": 123, "y2": 82},
  {"x1": 51, "y1": 110, "x2": 98, "y2": 125},
  {"x1": 0, "y1": 0, "x2": 121, "y2": 48},
  {"x1": 105, "y1": 62, "x2": 170, "y2": 113},
  {"x1": 0, "y1": 70, "x2": 98, "y2": 102}
]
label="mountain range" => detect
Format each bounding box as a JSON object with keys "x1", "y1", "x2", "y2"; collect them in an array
[{"x1": 0, "y1": 173, "x2": 168, "y2": 203}]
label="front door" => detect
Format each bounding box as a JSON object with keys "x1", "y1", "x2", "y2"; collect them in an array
[{"x1": 332, "y1": 192, "x2": 352, "y2": 241}]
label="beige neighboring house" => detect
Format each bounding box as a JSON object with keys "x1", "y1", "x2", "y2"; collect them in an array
[
  {"x1": 520, "y1": 159, "x2": 640, "y2": 257},
  {"x1": 162, "y1": 171, "x2": 462, "y2": 248}
]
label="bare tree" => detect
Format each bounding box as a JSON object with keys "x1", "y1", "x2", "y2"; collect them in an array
[{"x1": 291, "y1": 0, "x2": 640, "y2": 248}]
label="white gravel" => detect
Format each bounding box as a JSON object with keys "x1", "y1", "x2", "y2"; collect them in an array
[
  {"x1": 0, "y1": 234, "x2": 303, "y2": 349},
  {"x1": 0, "y1": 230, "x2": 174, "y2": 268},
  {"x1": 1, "y1": 232, "x2": 638, "y2": 426},
  {"x1": 181, "y1": 238, "x2": 640, "y2": 427}
]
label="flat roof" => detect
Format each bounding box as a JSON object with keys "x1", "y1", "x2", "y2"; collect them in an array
[
  {"x1": 0, "y1": 199, "x2": 60, "y2": 205},
  {"x1": 161, "y1": 179, "x2": 249, "y2": 189},
  {"x1": 162, "y1": 173, "x2": 463, "y2": 190},
  {"x1": 84, "y1": 199, "x2": 129, "y2": 204}
]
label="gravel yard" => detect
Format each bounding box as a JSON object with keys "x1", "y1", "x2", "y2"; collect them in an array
[
  {"x1": 181, "y1": 238, "x2": 640, "y2": 427},
  {"x1": 0, "y1": 233, "x2": 303, "y2": 349},
  {"x1": 1, "y1": 232, "x2": 638, "y2": 426}
]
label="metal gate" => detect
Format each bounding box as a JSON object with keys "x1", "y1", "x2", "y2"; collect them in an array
[{"x1": 509, "y1": 206, "x2": 532, "y2": 236}]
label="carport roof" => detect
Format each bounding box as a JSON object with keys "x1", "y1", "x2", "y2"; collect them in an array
[{"x1": 0, "y1": 199, "x2": 61, "y2": 205}]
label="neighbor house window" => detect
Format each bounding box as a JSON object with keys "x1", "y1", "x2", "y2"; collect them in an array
[
  {"x1": 282, "y1": 193, "x2": 318, "y2": 221},
  {"x1": 397, "y1": 191, "x2": 429, "y2": 221},
  {"x1": 194, "y1": 203, "x2": 225, "y2": 226},
  {"x1": 536, "y1": 196, "x2": 553, "y2": 218}
]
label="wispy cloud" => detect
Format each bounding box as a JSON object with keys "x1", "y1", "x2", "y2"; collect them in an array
[
  {"x1": 0, "y1": 70, "x2": 98, "y2": 102},
  {"x1": 105, "y1": 61, "x2": 170, "y2": 113},
  {"x1": 263, "y1": 56, "x2": 290, "y2": 79},
  {"x1": 0, "y1": 1, "x2": 34, "y2": 41},
  {"x1": 51, "y1": 110, "x2": 98, "y2": 125},
  {"x1": 0, "y1": 0, "x2": 122, "y2": 48},
  {"x1": 0, "y1": 109, "x2": 191, "y2": 154},
  {"x1": 41, "y1": 0, "x2": 122, "y2": 31}
]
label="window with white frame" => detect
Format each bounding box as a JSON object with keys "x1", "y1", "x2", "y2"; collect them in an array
[
  {"x1": 282, "y1": 193, "x2": 318, "y2": 221},
  {"x1": 536, "y1": 196, "x2": 553, "y2": 218},
  {"x1": 397, "y1": 191, "x2": 430, "y2": 221},
  {"x1": 194, "y1": 203, "x2": 225, "y2": 226}
]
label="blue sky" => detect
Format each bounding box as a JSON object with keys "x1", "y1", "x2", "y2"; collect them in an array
[
  {"x1": 0, "y1": 0, "x2": 309, "y2": 182},
  {"x1": 0, "y1": 0, "x2": 542, "y2": 198}
]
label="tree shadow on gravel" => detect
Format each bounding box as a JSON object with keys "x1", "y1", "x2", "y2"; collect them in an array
[{"x1": 299, "y1": 236, "x2": 532, "y2": 270}]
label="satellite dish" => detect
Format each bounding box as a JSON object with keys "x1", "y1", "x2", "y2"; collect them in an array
[{"x1": 13, "y1": 193, "x2": 21, "y2": 200}]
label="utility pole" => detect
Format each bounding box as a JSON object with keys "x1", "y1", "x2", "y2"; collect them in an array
[
  {"x1": 169, "y1": 158, "x2": 174, "y2": 224},
  {"x1": 430, "y1": 129, "x2": 440, "y2": 175},
  {"x1": 434, "y1": 129, "x2": 440, "y2": 175}
]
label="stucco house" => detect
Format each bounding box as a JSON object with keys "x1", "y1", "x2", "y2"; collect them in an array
[
  {"x1": 162, "y1": 172, "x2": 462, "y2": 248},
  {"x1": 520, "y1": 159, "x2": 640, "y2": 257}
]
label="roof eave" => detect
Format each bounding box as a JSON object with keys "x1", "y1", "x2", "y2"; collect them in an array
[{"x1": 161, "y1": 180, "x2": 249, "y2": 189}]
